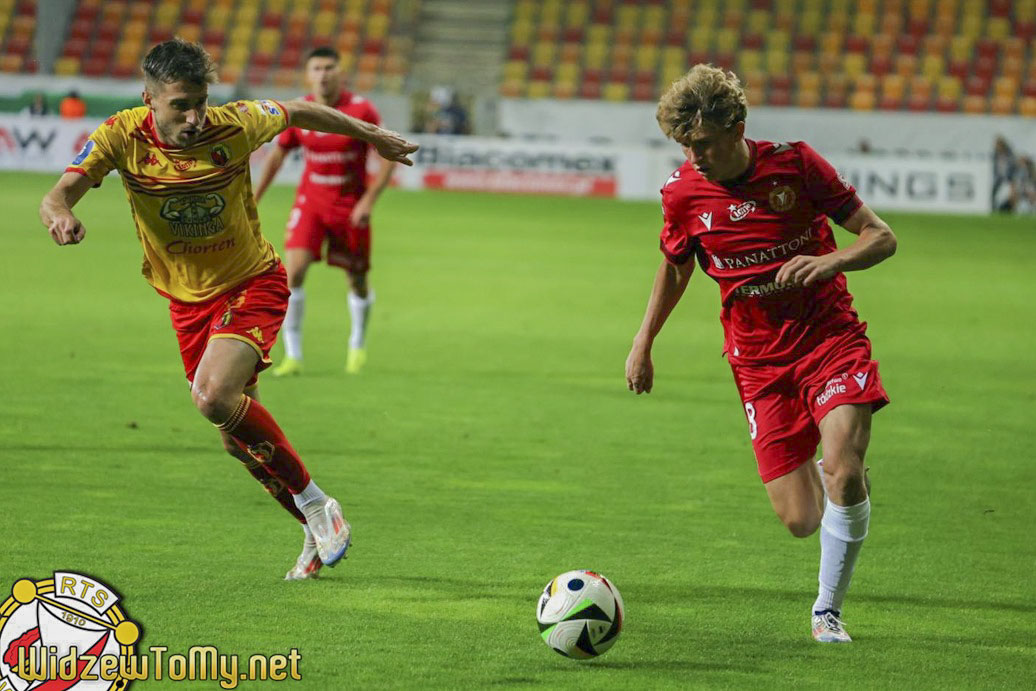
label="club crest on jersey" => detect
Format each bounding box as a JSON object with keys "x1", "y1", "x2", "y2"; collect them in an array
[
  {"x1": 768, "y1": 185, "x2": 796, "y2": 212},
  {"x1": 728, "y1": 200, "x2": 756, "y2": 221},
  {"x1": 209, "y1": 144, "x2": 230, "y2": 167}
]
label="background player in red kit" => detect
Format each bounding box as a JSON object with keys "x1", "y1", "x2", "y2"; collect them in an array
[
  {"x1": 625, "y1": 64, "x2": 897, "y2": 643},
  {"x1": 254, "y1": 46, "x2": 395, "y2": 376}
]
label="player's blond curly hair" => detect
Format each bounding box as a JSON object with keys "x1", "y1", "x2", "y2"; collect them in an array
[{"x1": 656, "y1": 64, "x2": 748, "y2": 144}]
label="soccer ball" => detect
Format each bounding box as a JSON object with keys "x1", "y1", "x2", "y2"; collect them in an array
[{"x1": 536, "y1": 570, "x2": 624, "y2": 659}]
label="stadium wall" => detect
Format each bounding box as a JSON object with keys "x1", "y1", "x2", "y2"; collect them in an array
[
  {"x1": 498, "y1": 99, "x2": 1036, "y2": 158},
  {"x1": 0, "y1": 114, "x2": 992, "y2": 214}
]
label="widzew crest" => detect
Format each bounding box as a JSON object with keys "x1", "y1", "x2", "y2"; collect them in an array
[
  {"x1": 0, "y1": 572, "x2": 141, "y2": 690},
  {"x1": 768, "y1": 185, "x2": 797, "y2": 212}
]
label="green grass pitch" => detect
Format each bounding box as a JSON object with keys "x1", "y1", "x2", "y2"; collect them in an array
[{"x1": 2, "y1": 171, "x2": 1033, "y2": 689}]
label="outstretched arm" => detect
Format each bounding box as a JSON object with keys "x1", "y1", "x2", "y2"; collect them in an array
[
  {"x1": 253, "y1": 145, "x2": 288, "y2": 204},
  {"x1": 776, "y1": 204, "x2": 897, "y2": 287},
  {"x1": 626, "y1": 257, "x2": 695, "y2": 394},
  {"x1": 40, "y1": 172, "x2": 95, "y2": 245},
  {"x1": 281, "y1": 99, "x2": 418, "y2": 166}
]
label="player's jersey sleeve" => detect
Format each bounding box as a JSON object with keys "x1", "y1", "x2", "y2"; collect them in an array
[
  {"x1": 276, "y1": 126, "x2": 300, "y2": 150},
  {"x1": 65, "y1": 116, "x2": 125, "y2": 185},
  {"x1": 225, "y1": 99, "x2": 290, "y2": 153},
  {"x1": 659, "y1": 178, "x2": 697, "y2": 265},
  {"x1": 796, "y1": 141, "x2": 862, "y2": 224},
  {"x1": 364, "y1": 101, "x2": 381, "y2": 126}
]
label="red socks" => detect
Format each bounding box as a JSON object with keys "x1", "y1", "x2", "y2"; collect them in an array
[
  {"x1": 231, "y1": 438, "x2": 307, "y2": 524},
  {"x1": 218, "y1": 395, "x2": 311, "y2": 494}
]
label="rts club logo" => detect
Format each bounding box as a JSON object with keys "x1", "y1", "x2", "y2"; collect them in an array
[{"x1": 0, "y1": 572, "x2": 140, "y2": 690}]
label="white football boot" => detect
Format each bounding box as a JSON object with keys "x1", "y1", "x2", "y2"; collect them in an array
[
  {"x1": 284, "y1": 532, "x2": 322, "y2": 581},
  {"x1": 300, "y1": 497, "x2": 351, "y2": 567},
  {"x1": 812, "y1": 610, "x2": 852, "y2": 643}
]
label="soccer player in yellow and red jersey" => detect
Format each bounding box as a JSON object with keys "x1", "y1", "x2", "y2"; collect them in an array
[{"x1": 39, "y1": 39, "x2": 418, "y2": 580}]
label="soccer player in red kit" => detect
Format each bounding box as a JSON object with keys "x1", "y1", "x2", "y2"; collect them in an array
[
  {"x1": 254, "y1": 46, "x2": 394, "y2": 376},
  {"x1": 625, "y1": 65, "x2": 897, "y2": 643},
  {"x1": 39, "y1": 40, "x2": 418, "y2": 580}
]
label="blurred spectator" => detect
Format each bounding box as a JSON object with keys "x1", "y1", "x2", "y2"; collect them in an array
[
  {"x1": 59, "y1": 90, "x2": 87, "y2": 119},
  {"x1": 1014, "y1": 156, "x2": 1036, "y2": 215},
  {"x1": 992, "y1": 136, "x2": 1017, "y2": 213},
  {"x1": 420, "y1": 86, "x2": 470, "y2": 135},
  {"x1": 22, "y1": 92, "x2": 49, "y2": 116}
]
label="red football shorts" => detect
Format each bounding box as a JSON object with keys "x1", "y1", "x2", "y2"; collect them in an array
[
  {"x1": 284, "y1": 200, "x2": 371, "y2": 273},
  {"x1": 166, "y1": 264, "x2": 290, "y2": 387},
  {"x1": 730, "y1": 325, "x2": 890, "y2": 483}
]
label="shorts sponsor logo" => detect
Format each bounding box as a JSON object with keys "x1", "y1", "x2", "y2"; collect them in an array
[
  {"x1": 816, "y1": 377, "x2": 848, "y2": 407},
  {"x1": 728, "y1": 200, "x2": 756, "y2": 221},
  {"x1": 768, "y1": 185, "x2": 796, "y2": 212},
  {"x1": 71, "y1": 140, "x2": 93, "y2": 166},
  {"x1": 160, "y1": 193, "x2": 226, "y2": 237}
]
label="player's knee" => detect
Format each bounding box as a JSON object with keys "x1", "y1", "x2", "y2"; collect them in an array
[
  {"x1": 784, "y1": 513, "x2": 821, "y2": 538},
  {"x1": 191, "y1": 379, "x2": 240, "y2": 424},
  {"x1": 823, "y1": 455, "x2": 866, "y2": 498}
]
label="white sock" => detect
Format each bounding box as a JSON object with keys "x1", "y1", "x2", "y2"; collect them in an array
[
  {"x1": 302, "y1": 523, "x2": 315, "y2": 547},
  {"x1": 283, "y1": 287, "x2": 305, "y2": 360},
  {"x1": 292, "y1": 479, "x2": 326, "y2": 511},
  {"x1": 813, "y1": 498, "x2": 870, "y2": 615},
  {"x1": 348, "y1": 289, "x2": 374, "y2": 350}
]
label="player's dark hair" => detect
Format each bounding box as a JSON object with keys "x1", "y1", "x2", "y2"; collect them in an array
[
  {"x1": 141, "y1": 38, "x2": 218, "y2": 92},
  {"x1": 657, "y1": 64, "x2": 748, "y2": 144},
  {"x1": 306, "y1": 46, "x2": 340, "y2": 63}
]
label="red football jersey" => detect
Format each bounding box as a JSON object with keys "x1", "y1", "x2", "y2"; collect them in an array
[
  {"x1": 660, "y1": 140, "x2": 865, "y2": 365},
  {"x1": 276, "y1": 91, "x2": 380, "y2": 205}
]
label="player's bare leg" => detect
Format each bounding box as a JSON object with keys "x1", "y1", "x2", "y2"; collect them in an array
[
  {"x1": 218, "y1": 386, "x2": 323, "y2": 579},
  {"x1": 272, "y1": 248, "x2": 316, "y2": 376},
  {"x1": 193, "y1": 338, "x2": 351, "y2": 566},
  {"x1": 811, "y1": 403, "x2": 873, "y2": 642},
  {"x1": 764, "y1": 460, "x2": 825, "y2": 538},
  {"x1": 345, "y1": 269, "x2": 372, "y2": 374}
]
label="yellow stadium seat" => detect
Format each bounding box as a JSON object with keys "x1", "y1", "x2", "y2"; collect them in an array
[
  {"x1": 527, "y1": 80, "x2": 551, "y2": 99},
  {"x1": 994, "y1": 76, "x2": 1018, "y2": 99},
  {"x1": 989, "y1": 95, "x2": 1014, "y2": 114},
  {"x1": 635, "y1": 45, "x2": 659, "y2": 72},
  {"x1": 921, "y1": 54, "x2": 944, "y2": 80},
  {"x1": 798, "y1": 11, "x2": 821, "y2": 35},
  {"x1": 565, "y1": 2, "x2": 589, "y2": 28},
  {"x1": 662, "y1": 47, "x2": 685, "y2": 70},
  {"x1": 959, "y1": 14, "x2": 983, "y2": 38},
  {"x1": 559, "y1": 43, "x2": 581, "y2": 63},
  {"x1": 532, "y1": 41, "x2": 555, "y2": 68},
  {"x1": 937, "y1": 75, "x2": 962, "y2": 100},
  {"x1": 587, "y1": 24, "x2": 611, "y2": 44},
  {"x1": 661, "y1": 65, "x2": 685, "y2": 87},
  {"x1": 716, "y1": 28, "x2": 739, "y2": 55},
  {"x1": 766, "y1": 50, "x2": 789, "y2": 75},
  {"x1": 511, "y1": 20, "x2": 534, "y2": 44},
  {"x1": 557, "y1": 62, "x2": 580, "y2": 82},
  {"x1": 949, "y1": 35, "x2": 973, "y2": 61},
  {"x1": 1019, "y1": 96, "x2": 1036, "y2": 117},
  {"x1": 553, "y1": 81, "x2": 577, "y2": 99},
  {"x1": 603, "y1": 82, "x2": 630, "y2": 102},
  {"x1": 689, "y1": 27, "x2": 712, "y2": 52},
  {"x1": 585, "y1": 42, "x2": 608, "y2": 69},
  {"x1": 849, "y1": 90, "x2": 877, "y2": 110},
  {"x1": 843, "y1": 53, "x2": 867, "y2": 78},
  {"x1": 179, "y1": 24, "x2": 201, "y2": 42},
  {"x1": 739, "y1": 50, "x2": 763, "y2": 74},
  {"x1": 55, "y1": 57, "x2": 80, "y2": 76},
  {"x1": 747, "y1": 10, "x2": 770, "y2": 35},
  {"x1": 986, "y1": 17, "x2": 1010, "y2": 40},
  {"x1": 882, "y1": 74, "x2": 906, "y2": 100},
  {"x1": 767, "y1": 30, "x2": 790, "y2": 53},
  {"x1": 616, "y1": 5, "x2": 640, "y2": 28},
  {"x1": 853, "y1": 12, "x2": 876, "y2": 36}
]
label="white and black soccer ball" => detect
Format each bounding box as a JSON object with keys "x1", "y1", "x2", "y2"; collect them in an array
[{"x1": 536, "y1": 570, "x2": 624, "y2": 659}]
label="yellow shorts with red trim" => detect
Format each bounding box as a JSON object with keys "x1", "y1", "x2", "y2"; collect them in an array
[{"x1": 166, "y1": 263, "x2": 289, "y2": 387}]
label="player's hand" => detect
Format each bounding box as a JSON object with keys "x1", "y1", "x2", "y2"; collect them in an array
[
  {"x1": 625, "y1": 341, "x2": 654, "y2": 394},
  {"x1": 775, "y1": 254, "x2": 840, "y2": 287},
  {"x1": 350, "y1": 197, "x2": 373, "y2": 227},
  {"x1": 48, "y1": 212, "x2": 86, "y2": 245},
  {"x1": 372, "y1": 128, "x2": 419, "y2": 166}
]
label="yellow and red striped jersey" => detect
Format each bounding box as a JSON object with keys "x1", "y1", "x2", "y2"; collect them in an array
[{"x1": 68, "y1": 99, "x2": 290, "y2": 302}]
